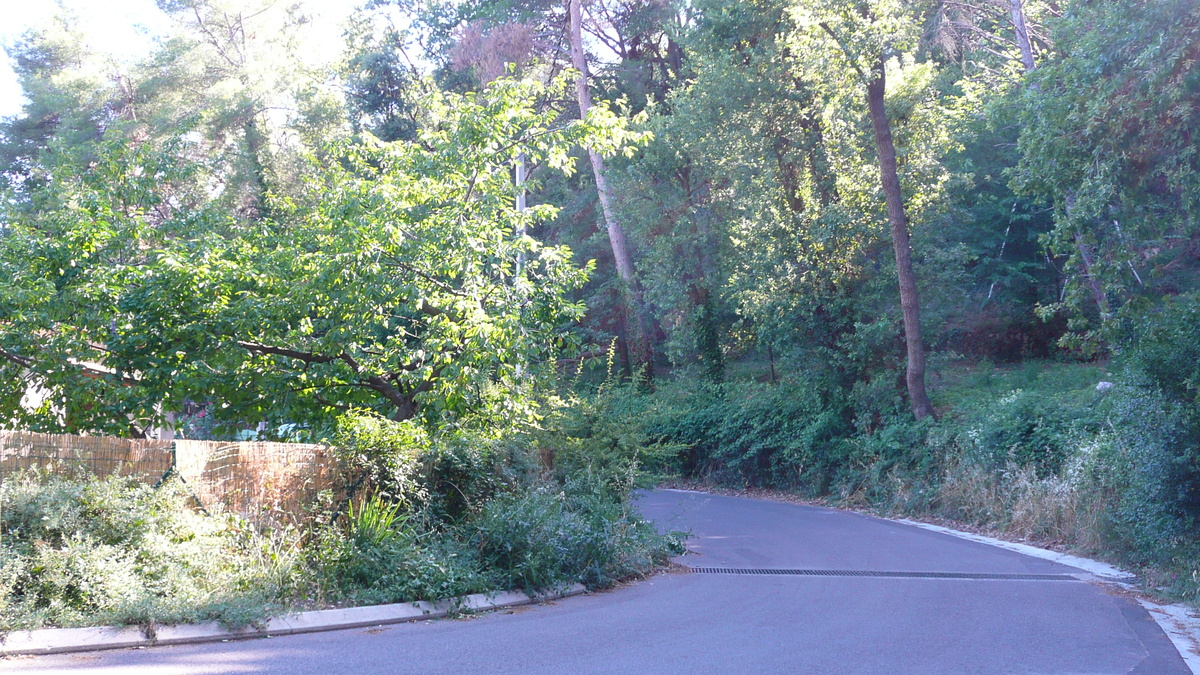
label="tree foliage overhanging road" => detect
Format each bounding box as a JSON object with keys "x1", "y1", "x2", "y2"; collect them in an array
[
  {"x1": 0, "y1": 70, "x2": 648, "y2": 433},
  {"x1": 0, "y1": 0, "x2": 1198, "y2": 454}
]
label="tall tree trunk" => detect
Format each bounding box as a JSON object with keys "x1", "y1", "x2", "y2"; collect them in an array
[
  {"x1": 568, "y1": 0, "x2": 654, "y2": 379},
  {"x1": 1074, "y1": 232, "x2": 1111, "y2": 317},
  {"x1": 1008, "y1": 0, "x2": 1037, "y2": 73},
  {"x1": 865, "y1": 61, "x2": 936, "y2": 420}
]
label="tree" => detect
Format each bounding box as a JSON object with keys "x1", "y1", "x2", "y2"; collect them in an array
[
  {"x1": 342, "y1": 6, "x2": 424, "y2": 142},
  {"x1": 0, "y1": 18, "x2": 123, "y2": 202},
  {"x1": 0, "y1": 139, "x2": 209, "y2": 436},
  {"x1": 568, "y1": 0, "x2": 655, "y2": 379},
  {"x1": 0, "y1": 1, "x2": 348, "y2": 220},
  {"x1": 1010, "y1": 0, "x2": 1200, "y2": 351},
  {"x1": 0, "y1": 76, "x2": 645, "y2": 435},
  {"x1": 798, "y1": 1, "x2": 938, "y2": 419},
  {"x1": 144, "y1": 0, "x2": 333, "y2": 220},
  {"x1": 614, "y1": 0, "x2": 838, "y2": 381}
]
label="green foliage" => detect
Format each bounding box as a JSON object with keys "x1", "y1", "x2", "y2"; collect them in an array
[
  {"x1": 1013, "y1": 0, "x2": 1200, "y2": 339},
  {"x1": 1100, "y1": 386, "x2": 1194, "y2": 565},
  {"x1": 1114, "y1": 293, "x2": 1200, "y2": 552},
  {"x1": 562, "y1": 375, "x2": 853, "y2": 493},
  {"x1": 419, "y1": 432, "x2": 528, "y2": 523},
  {"x1": 0, "y1": 473, "x2": 296, "y2": 632},
  {"x1": 309, "y1": 411, "x2": 678, "y2": 602},
  {"x1": 654, "y1": 379, "x2": 851, "y2": 491},
  {"x1": 1125, "y1": 294, "x2": 1200, "y2": 412},
  {"x1": 0, "y1": 18, "x2": 116, "y2": 196},
  {"x1": 953, "y1": 387, "x2": 1102, "y2": 478},
  {"x1": 467, "y1": 474, "x2": 671, "y2": 591},
  {"x1": 0, "y1": 75, "x2": 646, "y2": 434},
  {"x1": 341, "y1": 9, "x2": 422, "y2": 143},
  {"x1": 555, "y1": 352, "x2": 1200, "y2": 602},
  {"x1": 308, "y1": 492, "x2": 489, "y2": 606},
  {"x1": 347, "y1": 494, "x2": 410, "y2": 549},
  {"x1": 334, "y1": 412, "x2": 429, "y2": 504},
  {"x1": 542, "y1": 385, "x2": 686, "y2": 487},
  {"x1": 0, "y1": 424, "x2": 677, "y2": 633},
  {"x1": 334, "y1": 410, "x2": 534, "y2": 521},
  {"x1": 0, "y1": 139, "x2": 214, "y2": 435},
  {"x1": 11, "y1": 0, "x2": 1200, "y2": 620}
]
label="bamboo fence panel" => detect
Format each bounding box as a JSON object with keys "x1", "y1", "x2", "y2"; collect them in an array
[
  {"x1": 0, "y1": 432, "x2": 343, "y2": 526},
  {"x1": 173, "y1": 440, "x2": 340, "y2": 523},
  {"x1": 0, "y1": 431, "x2": 172, "y2": 479}
]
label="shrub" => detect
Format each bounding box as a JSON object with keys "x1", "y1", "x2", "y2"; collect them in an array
[
  {"x1": 334, "y1": 413, "x2": 429, "y2": 505},
  {"x1": 542, "y1": 388, "x2": 686, "y2": 487},
  {"x1": 638, "y1": 377, "x2": 851, "y2": 492},
  {"x1": 1104, "y1": 385, "x2": 1199, "y2": 565},
  {"x1": 466, "y1": 474, "x2": 674, "y2": 591},
  {"x1": 1121, "y1": 293, "x2": 1200, "y2": 528},
  {"x1": 0, "y1": 412, "x2": 680, "y2": 633},
  {"x1": 419, "y1": 433, "x2": 530, "y2": 523},
  {"x1": 961, "y1": 388, "x2": 1088, "y2": 476},
  {"x1": 335, "y1": 412, "x2": 534, "y2": 523},
  {"x1": 307, "y1": 494, "x2": 489, "y2": 606},
  {"x1": 0, "y1": 472, "x2": 297, "y2": 632},
  {"x1": 321, "y1": 411, "x2": 676, "y2": 601}
]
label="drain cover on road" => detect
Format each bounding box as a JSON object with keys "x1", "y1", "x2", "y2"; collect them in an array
[{"x1": 688, "y1": 567, "x2": 1078, "y2": 581}]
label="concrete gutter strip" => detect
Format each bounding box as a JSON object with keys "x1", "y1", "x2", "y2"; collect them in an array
[
  {"x1": 1139, "y1": 599, "x2": 1200, "y2": 674},
  {"x1": 894, "y1": 518, "x2": 1135, "y2": 582},
  {"x1": 0, "y1": 584, "x2": 587, "y2": 657}
]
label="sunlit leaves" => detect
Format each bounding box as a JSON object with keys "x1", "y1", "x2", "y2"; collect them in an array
[{"x1": 0, "y1": 76, "x2": 642, "y2": 435}]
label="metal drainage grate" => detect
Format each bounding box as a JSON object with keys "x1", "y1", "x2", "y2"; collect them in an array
[{"x1": 688, "y1": 568, "x2": 1077, "y2": 581}]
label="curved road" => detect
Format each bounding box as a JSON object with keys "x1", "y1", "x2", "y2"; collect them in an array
[{"x1": 5, "y1": 490, "x2": 1188, "y2": 674}]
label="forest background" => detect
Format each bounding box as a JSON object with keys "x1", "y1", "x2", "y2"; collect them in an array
[{"x1": 3, "y1": 0, "x2": 1200, "y2": 622}]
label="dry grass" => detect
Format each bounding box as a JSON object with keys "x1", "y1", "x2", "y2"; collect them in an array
[{"x1": 935, "y1": 460, "x2": 1108, "y2": 551}]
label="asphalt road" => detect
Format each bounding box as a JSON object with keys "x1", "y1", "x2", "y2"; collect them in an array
[{"x1": 4, "y1": 489, "x2": 1188, "y2": 674}]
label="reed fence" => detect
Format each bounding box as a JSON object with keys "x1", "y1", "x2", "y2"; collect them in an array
[{"x1": 0, "y1": 431, "x2": 343, "y2": 525}]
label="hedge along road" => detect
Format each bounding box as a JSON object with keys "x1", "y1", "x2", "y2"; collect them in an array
[{"x1": 4, "y1": 490, "x2": 1188, "y2": 674}]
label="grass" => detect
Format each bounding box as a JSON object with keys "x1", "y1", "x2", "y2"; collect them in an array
[{"x1": 930, "y1": 359, "x2": 1110, "y2": 409}]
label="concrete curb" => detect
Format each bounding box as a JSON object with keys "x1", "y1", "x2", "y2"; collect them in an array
[
  {"x1": 0, "y1": 584, "x2": 587, "y2": 657},
  {"x1": 893, "y1": 518, "x2": 1136, "y2": 582},
  {"x1": 1139, "y1": 598, "x2": 1200, "y2": 674}
]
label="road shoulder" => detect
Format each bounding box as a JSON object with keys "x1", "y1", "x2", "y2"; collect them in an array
[{"x1": 0, "y1": 584, "x2": 587, "y2": 658}]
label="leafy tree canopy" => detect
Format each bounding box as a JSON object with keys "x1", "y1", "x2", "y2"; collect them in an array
[{"x1": 0, "y1": 76, "x2": 645, "y2": 436}]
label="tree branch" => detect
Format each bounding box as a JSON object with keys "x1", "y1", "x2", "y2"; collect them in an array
[
  {"x1": 382, "y1": 255, "x2": 470, "y2": 298},
  {"x1": 818, "y1": 22, "x2": 868, "y2": 83},
  {"x1": 237, "y1": 340, "x2": 337, "y2": 363},
  {"x1": 236, "y1": 340, "x2": 426, "y2": 420},
  {"x1": 235, "y1": 340, "x2": 361, "y2": 371},
  {"x1": 0, "y1": 346, "x2": 33, "y2": 369}
]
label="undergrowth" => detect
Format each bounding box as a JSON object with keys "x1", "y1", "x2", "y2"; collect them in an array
[
  {"x1": 0, "y1": 421, "x2": 678, "y2": 635},
  {"x1": 0, "y1": 473, "x2": 296, "y2": 632},
  {"x1": 567, "y1": 347, "x2": 1200, "y2": 604}
]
